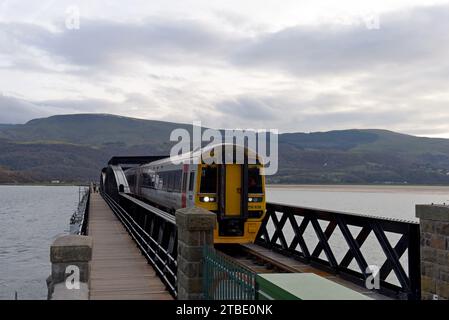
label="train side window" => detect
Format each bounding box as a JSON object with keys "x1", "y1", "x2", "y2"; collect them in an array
[
  {"x1": 149, "y1": 172, "x2": 155, "y2": 188},
  {"x1": 142, "y1": 171, "x2": 152, "y2": 188},
  {"x1": 167, "y1": 171, "x2": 172, "y2": 191},
  {"x1": 154, "y1": 174, "x2": 159, "y2": 189},
  {"x1": 170, "y1": 171, "x2": 178, "y2": 192},
  {"x1": 167, "y1": 172, "x2": 171, "y2": 191},
  {"x1": 248, "y1": 167, "x2": 263, "y2": 193},
  {"x1": 167, "y1": 171, "x2": 173, "y2": 191},
  {"x1": 188, "y1": 171, "x2": 195, "y2": 191},
  {"x1": 174, "y1": 170, "x2": 182, "y2": 192},
  {"x1": 182, "y1": 172, "x2": 188, "y2": 192},
  {"x1": 151, "y1": 173, "x2": 156, "y2": 188},
  {"x1": 163, "y1": 172, "x2": 169, "y2": 191},
  {"x1": 200, "y1": 166, "x2": 217, "y2": 193},
  {"x1": 158, "y1": 174, "x2": 163, "y2": 190}
]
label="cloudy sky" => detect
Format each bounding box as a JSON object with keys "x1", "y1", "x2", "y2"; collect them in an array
[{"x1": 1, "y1": 0, "x2": 449, "y2": 137}]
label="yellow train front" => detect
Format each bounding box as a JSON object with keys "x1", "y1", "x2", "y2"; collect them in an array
[
  {"x1": 193, "y1": 161, "x2": 266, "y2": 244},
  {"x1": 125, "y1": 143, "x2": 266, "y2": 244}
]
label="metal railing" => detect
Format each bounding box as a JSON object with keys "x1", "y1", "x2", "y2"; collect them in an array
[
  {"x1": 203, "y1": 246, "x2": 256, "y2": 300},
  {"x1": 101, "y1": 190, "x2": 178, "y2": 298},
  {"x1": 69, "y1": 186, "x2": 90, "y2": 235},
  {"x1": 255, "y1": 202, "x2": 421, "y2": 300}
]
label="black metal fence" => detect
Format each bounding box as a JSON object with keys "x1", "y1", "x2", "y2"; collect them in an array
[
  {"x1": 69, "y1": 186, "x2": 90, "y2": 235},
  {"x1": 256, "y1": 202, "x2": 421, "y2": 300},
  {"x1": 203, "y1": 246, "x2": 256, "y2": 300},
  {"x1": 80, "y1": 188, "x2": 90, "y2": 235},
  {"x1": 101, "y1": 191, "x2": 178, "y2": 298}
]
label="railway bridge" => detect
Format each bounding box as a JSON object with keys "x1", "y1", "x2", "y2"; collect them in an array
[{"x1": 46, "y1": 156, "x2": 449, "y2": 300}]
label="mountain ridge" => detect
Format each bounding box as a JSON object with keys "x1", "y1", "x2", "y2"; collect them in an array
[{"x1": 1, "y1": 113, "x2": 449, "y2": 185}]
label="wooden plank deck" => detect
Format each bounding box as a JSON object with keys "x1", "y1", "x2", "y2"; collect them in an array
[{"x1": 87, "y1": 193, "x2": 173, "y2": 300}]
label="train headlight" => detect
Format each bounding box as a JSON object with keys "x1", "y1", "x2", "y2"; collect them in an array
[
  {"x1": 248, "y1": 197, "x2": 262, "y2": 203},
  {"x1": 200, "y1": 196, "x2": 216, "y2": 203}
]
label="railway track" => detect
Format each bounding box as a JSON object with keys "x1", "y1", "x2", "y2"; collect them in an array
[
  {"x1": 216, "y1": 244, "x2": 296, "y2": 274},
  {"x1": 216, "y1": 243, "x2": 393, "y2": 300}
]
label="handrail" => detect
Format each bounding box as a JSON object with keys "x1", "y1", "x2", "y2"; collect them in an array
[
  {"x1": 255, "y1": 202, "x2": 421, "y2": 300},
  {"x1": 119, "y1": 193, "x2": 176, "y2": 224},
  {"x1": 79, "y1": 189, "x2": 90, "y2": 235},
  {"x1": 69, "y1": 186, "x2": 90, "y2": 235}
]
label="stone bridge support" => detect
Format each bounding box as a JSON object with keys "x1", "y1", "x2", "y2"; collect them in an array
[
  {"x1": 47, "y1": 235, "x2": 92, "y2": 300},
  {"x1": 176, "y1": 206, "x2": 215, "y2": 300},
  {"x1": 416, "y1": 205, "x2": 449, "y2": 300}
]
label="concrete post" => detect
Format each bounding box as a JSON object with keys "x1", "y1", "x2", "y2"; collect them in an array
[
  {"x1": 176, "y1": 206, "x2": 215, "y2": 300},
  {"x1": 47, "y1": 235, "x2": 93, "y2": 300},
  {"x1": 416, "y1": 205, "x2": 449, "y2": 300}
]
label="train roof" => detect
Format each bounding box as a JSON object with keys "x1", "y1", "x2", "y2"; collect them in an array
[
  {"x1": 143, "y1": 143, "x2": 262, "y2": 167},
  {"x1": 108, "y1": 156, "x2": 169, "y2": 166}
]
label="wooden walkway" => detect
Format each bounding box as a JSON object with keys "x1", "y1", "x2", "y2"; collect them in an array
[{"x1": 87, "y1": 193, "x2": 172, "y2": 300}]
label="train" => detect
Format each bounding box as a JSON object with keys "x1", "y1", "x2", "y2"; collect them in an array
[{"x1": 124, "y1": 143, "x2": 266, "y2": 244}]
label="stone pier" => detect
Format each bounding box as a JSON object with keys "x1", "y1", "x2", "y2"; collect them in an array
[
  {"x1": 176, "y1": 206, "x2": 215, "y2": 300},
  {"x1": 416, "y1": 204, "x2": 449, "y2": 300}
]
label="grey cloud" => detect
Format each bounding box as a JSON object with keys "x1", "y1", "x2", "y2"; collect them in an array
[
  {"x1": 206, "y1": 91, "x2": 440, "y2": 134},
  {"x1": 36, "y1": 98, "x2": 114, "y2": 112},
  {"x1": 3, "y1": 5, "x2": 449, "y2": 76},
  {"x1": 216, "y1": 96, "x2": 279, "y2": 121},
  {"x1": 230, "y1": 5, "x2": 449, "y2": 76},
  {"x1": 0, "y1": 95, "x2": 52, "y2": 123},
  {"x1": 1, "y1": 18, "x2": 238, "y2": 68},
  {"x1": 0, "y1": 93, "x2": 160, "y2": 124},
  {"x1": 2, "y1": 4, "x2": 449, "y2": 137},
  {"x1": 37, "y1": 93, "x2": 160, "y2": 114}
]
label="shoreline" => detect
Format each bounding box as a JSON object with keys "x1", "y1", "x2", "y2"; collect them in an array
[
  {"x1": 0, "y1": 183, "x2": 89, "y2": 187},
  {"x1": 266, "y1": 184, "x2": 449, "y2": 194},
  {"x1": 1, "y1": 183, "x2": 449, "y2": 193}
]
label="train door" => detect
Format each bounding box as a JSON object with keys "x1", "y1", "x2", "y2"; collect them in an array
[
  {"x1": 181, "y1": 164, "x2": 189, "y2": 207},
  {"x1": 187, "y1": 169, "x2": 196, "y2": 207},
  {"x1": 225, "y1": 164, "x2": 241, "y2": 216}
]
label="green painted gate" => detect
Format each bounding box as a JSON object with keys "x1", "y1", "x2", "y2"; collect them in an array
[{"x1": 202, "y1": 246, "x2": 256, "y2": 300}]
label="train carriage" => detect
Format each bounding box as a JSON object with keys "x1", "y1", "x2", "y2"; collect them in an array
[{"x1": 125, "y1": 143, "x2": 266, "y2": 244}]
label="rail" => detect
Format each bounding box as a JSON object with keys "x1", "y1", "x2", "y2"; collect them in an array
[
  {"x1": 255, "y1": 202, "x2": 421, "y2": 300},
  {"x1": 100, "y1": 190, "x2": 178, "y2": 298},
  {"x1": 69, "y1": 186, "x2": 90, "y2": 235}
]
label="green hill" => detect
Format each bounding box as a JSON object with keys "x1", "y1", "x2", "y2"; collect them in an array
[
  {"x1": 0, "y1": 114, "x2": 193, "y2": 147},
  {"x1": 1, "y1": 114, "x2": 449, "y2": 185}
]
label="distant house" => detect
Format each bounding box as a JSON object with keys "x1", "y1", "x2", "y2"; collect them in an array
[{"x1": 51, "y1": 180, "x2": 60, "y2": 184}]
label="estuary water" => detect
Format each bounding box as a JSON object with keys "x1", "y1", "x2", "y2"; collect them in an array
[
  {"x1": 0, "y1": 186, "x2": 79, "y2": 300},
  {"x1": 266, "y1": 185, "x2": 449, "y2": 221},
  {"x1": 1, "y1": 184, "x2": 449, "y2": 299},
  {"x1": 265, "y1": 185, "x2": 449, "y2": 286}
]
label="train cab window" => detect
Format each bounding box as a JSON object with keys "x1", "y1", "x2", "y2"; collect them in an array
[
  {"x1": 248, "y1": 167, "x2": 263, "y2": 193},
  {"x1": 200, "y1": 166, "x2": 217, "y2": 194}
]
